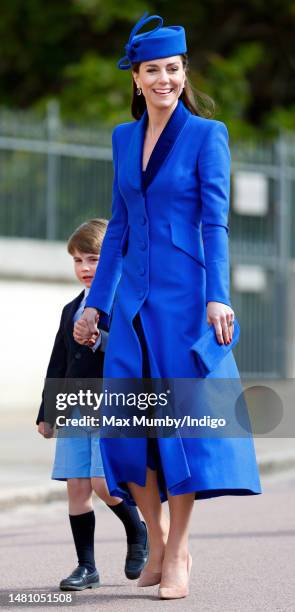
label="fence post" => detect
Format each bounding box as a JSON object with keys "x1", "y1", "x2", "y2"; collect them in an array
[
  {"x1": 46, "y1": 100, "x2": 59, "y2": 240},
  {"x1": 275, "y1": 131, "x2": 290, "y2": 377}
]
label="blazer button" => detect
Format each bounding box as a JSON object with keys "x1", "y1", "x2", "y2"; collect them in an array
[
  {"x1": 140, "y1": 216, "x2": 147, "y2": 225},
  {"x1": 139, "y1": 267, "x2": 146, "y2": 276},
  {"x1": 140, "y1": 242, "x2": 147, "y2": 251},
  {"x1": 138, "y1": 290, "x2": 146, "y2": 299},
  {"x1": 75, "y1": 352, "x2": 81, "y2": 359}
]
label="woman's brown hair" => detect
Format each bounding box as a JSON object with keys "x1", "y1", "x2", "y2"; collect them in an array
[{"x1": 131, "y1": 54, "x2": 215, "y2": 120}]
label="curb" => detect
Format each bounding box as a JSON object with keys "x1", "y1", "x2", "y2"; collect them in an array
[
  {"x1": 0, "y1": 484, "x2": 67, "y2": 511},
  {"x1": 258, "y1": 452, "x2": 295, "y2": 476},
  {"x1": 1, "y1": 454, "x2": 295, "y2": 510}
]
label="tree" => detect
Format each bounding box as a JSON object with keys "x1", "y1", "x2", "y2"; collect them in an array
[{"x1": 0, "y1": 0, "x2": 295, "y2": 136}]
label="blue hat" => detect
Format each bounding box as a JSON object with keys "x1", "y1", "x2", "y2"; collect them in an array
[{"x1": 118, "y1": 12, "x2": 187, "y2": 70}]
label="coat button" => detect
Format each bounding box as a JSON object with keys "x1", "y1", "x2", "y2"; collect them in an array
[
  {"x1": 139, "y1": 267, "x2": 146, "y2": 276},
  {"x1": 138, "y1": 290, "x2": 146, "y2": 299},
  {"x1": 139, "y1": 242, "x2": 147, "y2": 251},
  {"x1": 75, "y1": 352, "x2": 81, "y2": 359},
  {"x1": 139, "y1": 216, "x2": 147, "y2": 225}
]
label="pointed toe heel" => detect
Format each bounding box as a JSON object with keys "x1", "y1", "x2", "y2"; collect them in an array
[
  {"x1": 158, "y1": 585, "x2": 189, "y2": 599},
  {"x1": 158, "y1": 553, "x2": 192, "y2": 600}
]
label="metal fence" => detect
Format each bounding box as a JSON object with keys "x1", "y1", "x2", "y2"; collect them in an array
[
  {"x1": 1, "y1": 103, "x2": 294, "y2": 377},
  {"x1": 0, "y1": 102, "x2": 113, "y2": 240},
  {"x1": 229, "y1": 135, "x2": 295, "y2": 377}
]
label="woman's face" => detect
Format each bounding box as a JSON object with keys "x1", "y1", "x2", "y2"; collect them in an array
[{"x1": 133, "y1": 55, "x2": 186, "y2": 111}]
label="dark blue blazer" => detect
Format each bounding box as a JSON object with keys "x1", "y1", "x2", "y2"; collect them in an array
[{"x1": 36, "y1": 290, "x2": 109, "y2": 425}]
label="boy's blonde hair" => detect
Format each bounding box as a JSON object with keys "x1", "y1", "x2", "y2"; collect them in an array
[{"x1": 67, "y1": 218, "x2": 108, "y2": 256}]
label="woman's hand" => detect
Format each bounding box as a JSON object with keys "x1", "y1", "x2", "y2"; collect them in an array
[
  {"x1": 73, "y1": 307, "x2": 100, "y2": 346},
  {"x1": 206, "y1": 301, "x2": 234, "y2": 345}
]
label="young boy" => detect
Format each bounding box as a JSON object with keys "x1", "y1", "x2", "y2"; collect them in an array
[{"x1": 36, "y1": 219, "x2": 148, "y2": 591}]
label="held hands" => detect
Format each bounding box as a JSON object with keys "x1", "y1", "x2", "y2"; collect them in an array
[
  {"x1": 38, "y1": 422, "x2": 54, "y2": 438},
  {"x1": 73, "y1": 307, "x2": 100, "y2": 347},
  {"x1": 207, "y1": 301, "x2": 234, "y2": 345}
]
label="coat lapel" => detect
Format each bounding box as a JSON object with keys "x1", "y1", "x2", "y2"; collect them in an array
[
  {"x1": 125, "y1": 100, "x2": 191, "y2": 194},
  {"x1": 126, "y1": 111, "x2": 148, "y2": 193},
  {"x1": 143, "y1": 100, "x2": 190, "y2": 192}
]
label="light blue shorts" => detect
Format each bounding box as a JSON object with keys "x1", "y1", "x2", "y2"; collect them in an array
[{"x1": 52, "y1": 408, "x2": 105, "y2": 480}]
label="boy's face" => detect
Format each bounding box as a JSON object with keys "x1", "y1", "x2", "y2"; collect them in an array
[{"x1": 72, "y1": 250, "x2": 99, "y2": 288}]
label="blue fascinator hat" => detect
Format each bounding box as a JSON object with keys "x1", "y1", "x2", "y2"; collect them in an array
[{"x1": 118, "y1": 12, "x2": 187, "y2": 70}]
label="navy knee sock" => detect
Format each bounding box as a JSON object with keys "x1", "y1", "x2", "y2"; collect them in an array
[
  {"x1": 69, "y1": 511, "x2": 96, "y2": 573},
  {"x1": 107, "y1": 500, "x2": 146, "y2": 544}
]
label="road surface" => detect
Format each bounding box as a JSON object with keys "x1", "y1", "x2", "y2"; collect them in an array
[{"x1": 0, "y1": 471, "x2": 294, "y2": 611}]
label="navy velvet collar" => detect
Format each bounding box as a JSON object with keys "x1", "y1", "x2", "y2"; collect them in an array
[{"x1": 142, "y1": 99, "x2": 190, "y2": 191}]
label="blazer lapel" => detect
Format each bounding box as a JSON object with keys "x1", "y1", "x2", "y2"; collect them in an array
[{"x1": 65, "y1": 290, "x2": 85, "y2": 341}]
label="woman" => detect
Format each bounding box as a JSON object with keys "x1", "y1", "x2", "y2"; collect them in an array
[{"x1": 74, "y1": 12, "x2": 262, "y2": 599}]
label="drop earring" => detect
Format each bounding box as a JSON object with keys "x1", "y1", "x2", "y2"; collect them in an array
[{"x1": 136, "y1": 87, "x2": 142, "y2": 96}]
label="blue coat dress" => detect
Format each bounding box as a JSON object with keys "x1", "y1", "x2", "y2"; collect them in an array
[{"x1": 86, "y1": 99, "x2": 262, "y2": 503}]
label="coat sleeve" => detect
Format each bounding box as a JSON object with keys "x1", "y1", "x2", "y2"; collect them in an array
[
  {"x1": 86, "y1": 126, "x2": 128, "y2": 315},
  {"x1": 198, "y1": 121, "x2": 232, "y2": 307},
  {"x1": 36, "y1": 309, "x2": 67, "y2": 425}
]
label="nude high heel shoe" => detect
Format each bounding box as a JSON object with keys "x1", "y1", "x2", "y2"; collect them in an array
[
  {"x1": 137, "y1": 568, "x2": 162, "y2": 587},
  {"x1": 158, "y1": 553, "x2": 192, "y2": 599}
]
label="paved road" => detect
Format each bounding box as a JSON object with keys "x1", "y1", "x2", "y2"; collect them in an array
[{"x1": 0, "y1": 472, "x2": 294, "y2": 612}]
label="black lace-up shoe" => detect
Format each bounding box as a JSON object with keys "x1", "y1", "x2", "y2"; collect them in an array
[
  {"x1": 59, "y1": 566, "x2": 100, "y2": 591},
  {"x1": 125, "y1": 521, "x2": 149, "y2": 580}
]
